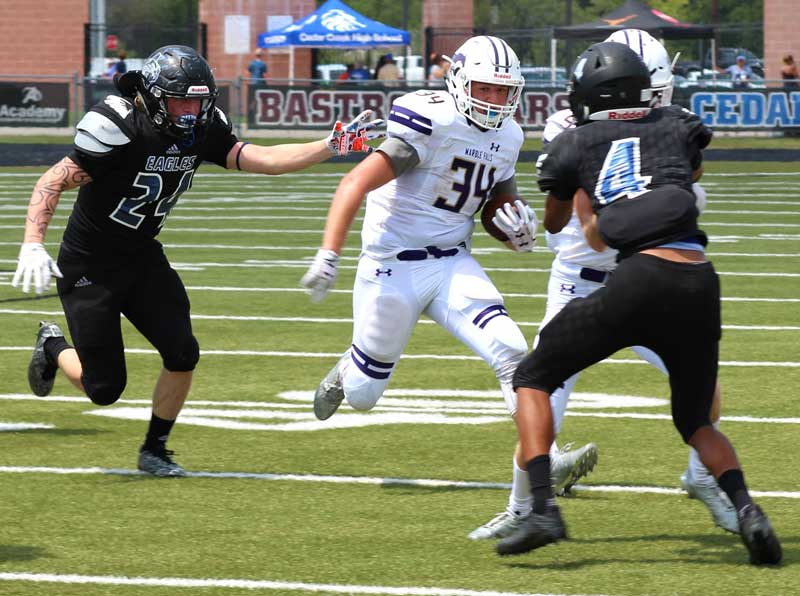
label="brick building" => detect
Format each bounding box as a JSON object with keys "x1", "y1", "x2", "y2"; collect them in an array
[
  {"x1": 764, "y1": 0, "x2": 798, "y2": 82},
  {"x1": 0, "y1": 1, "x2": 793, "y2": 89}
]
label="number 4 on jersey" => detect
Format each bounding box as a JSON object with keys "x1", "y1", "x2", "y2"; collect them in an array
[{"x1": 595, "y1": 137, "x2": 651, "y2": 205}]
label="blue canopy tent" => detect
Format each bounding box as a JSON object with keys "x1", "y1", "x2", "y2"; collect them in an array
[{"x1": 257, "y1": 0, "x2": 411, "y2": 80}]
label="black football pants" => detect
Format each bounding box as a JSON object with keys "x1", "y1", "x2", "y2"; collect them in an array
[
  {"x1": 513, "y1": 252, "x2": 721, "y2": 442},
  {"x1": 56, "y1": 245, "x2": 199, "y2": 406}
]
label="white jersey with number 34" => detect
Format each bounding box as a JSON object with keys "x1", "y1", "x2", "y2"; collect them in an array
[{"x1": 361, "y1": 90, "x2": 523, "y2": 259}]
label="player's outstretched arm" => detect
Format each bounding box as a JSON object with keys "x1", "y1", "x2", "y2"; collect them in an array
[
  {"x1": 12, "y1": 157, "x2": 91, "y2": 294},
  {"x1": 231, "y1": 110, "x2": 384, "y2": 175},
  {"x1": 300, "y1": 151, "x2": 396, "y2": 302}
]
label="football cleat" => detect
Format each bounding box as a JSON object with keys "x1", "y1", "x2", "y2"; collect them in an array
[
  {"x1": 551, "y1": 442, "x2": 598, "y2": 495},
  {"x1": 28, "y1": 321, "x2": 64, "y2": 397},
  {"x1": 680, "y1": 469, "x2": 740, "y2": 534},
  {"x1": 468, "y1": 510, "x2": 524, "y2": 541},
  {"x1": 496, "y1": 500, "x2": 567, "y2": 556},
  {"x1": 137, "y1": 447, "x2": 187, "y2": 478},
  {"x1": 738, "y1": 504, "x2": 782, "y2": 565},
  {"x1": 313, "y1": 352, "x2": 349, "y2": 420}
]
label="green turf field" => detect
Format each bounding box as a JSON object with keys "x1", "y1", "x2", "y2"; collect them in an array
[{"x1": 0, "y1": 160, "x2": 796, "y2": 596}]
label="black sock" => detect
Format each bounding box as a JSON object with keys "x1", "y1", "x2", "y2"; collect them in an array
[
  {"x1": 142, "y1": 414, "x2": 176, "y2": 452},
  {"x1": 43, "y1": 336, "x2": 71, "y2": 367},
  {"x1": 526, "y1": 454, "x2": 554, "y2": 514},
  {"x1": 717, "y1": 468, "x2": 753, "y2": 512}
]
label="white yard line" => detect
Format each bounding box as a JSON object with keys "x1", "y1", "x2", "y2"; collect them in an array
[
  {"x1": 0, "y1": 240, "x2": 797, "y2": 258},
  {"x1": 0, "y1": 572, "x2": 608, "y2": 596},
  {"x1": 0, "y1": 465, "x2": 796, "y2": 500},
  {"x1": 1, "y1": 283, "x2": 793, "y2": 303},
  {"x1": 0, "y1": 346, "x2": 796, "y2": 366},
  {"x1": 2, "y1": 309, "x2": 798, "y2": 331},
  {"x1": 2, "y1": 257, "x2": 795, "y2": 278}
]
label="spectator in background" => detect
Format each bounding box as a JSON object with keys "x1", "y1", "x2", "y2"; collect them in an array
[
  {"x1": 372, "y1": 54, "x2": 388, "y2": 79},
  {"x1": 726, "y1": 55, "x2": 753, "y2": 89},
  {"x1": 781, "y1": 54, "x2": 799, "y2": 92},
  {"x1": 348, "y1": 62, "x2": 371, "y2": 81},
  {"x1": 428, "y1": 53, "x2": 449, "y2": 88},
  {"x1": 115, "y1": 51, "x2": 127, "y2": 75},
  {"x1": 337, "y1": 63, "x2": 355, "y2": 82},
  {"x1": 103, "y1": 51, "x2": 127, "y2": 79},
  {"x1": 247, "y1": 49, "x2": 268, "y2": 86},
  {"x1": 375, "y1": 53, "x2": 401, "y2": 86}
]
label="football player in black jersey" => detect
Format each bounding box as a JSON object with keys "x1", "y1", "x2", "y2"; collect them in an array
[
  {"x1": 496, "y1": 42, "x2": 781, "y2": 565},
  {"x1": 11, "y1": 45, "x2": 382, "y2": 477}
]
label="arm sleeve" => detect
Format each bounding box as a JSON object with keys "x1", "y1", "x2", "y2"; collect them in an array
[
  {"x1": 376, "y1": 136, "x2": 420, "y2": 177},
  {"x1": 202, "y1": 108, "x2": 239, "y2": 168},
  {"x1": 537, "y1": 133, "x2": 579, "y2": 202}
]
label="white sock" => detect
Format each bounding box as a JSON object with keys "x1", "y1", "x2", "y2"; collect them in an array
[
  {"x1": 507, "y1": 457, "x2": 532, "y2": 515},
  {"x1": 687, "y1": 420, "x2": 720, "y2": 484}
]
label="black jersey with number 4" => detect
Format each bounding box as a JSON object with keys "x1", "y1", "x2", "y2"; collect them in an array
[
  {"x1": 537, "y1": 105, "x2": 712, "y2": 255},
  {"x1": 63, "y1": 95, "x2": 238, "y2": 259}
]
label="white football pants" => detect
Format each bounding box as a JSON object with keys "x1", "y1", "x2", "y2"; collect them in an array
[{"x1": 341, "y1": 252, "x2": 528, "y2": 413}]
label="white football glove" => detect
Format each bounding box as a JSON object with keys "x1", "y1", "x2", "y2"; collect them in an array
[
  {"x1": 300, "y1": 248, "x2": 339, "y2": 303},
  {"x1": 325, "y1": 109, "x2": 385, "y2": 156},
  {"x1": 492, "y1": 200, "x2": 539, "y2": 252},
  {"x1": 11, "y1": 242, "x2": 63, "y2": 295}
]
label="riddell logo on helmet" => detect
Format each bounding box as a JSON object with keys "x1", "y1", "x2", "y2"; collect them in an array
[
  {"x1": 608, "y1": 109, "x2": 648, "y2": 120},
  {"x1": 187, "y1": 85, "x2": 210, "y2": 95},
  {"x1": 493, "y1": 73, "x2": 513, "y2": 79}
]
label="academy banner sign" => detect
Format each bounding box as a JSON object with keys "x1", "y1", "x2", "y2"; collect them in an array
[
  {"x1": 0, "y1": 82, "x2": 69, "y2": 127},
  {"x1": 247, "y1": 85, "x2": 800, "y2": 132}
]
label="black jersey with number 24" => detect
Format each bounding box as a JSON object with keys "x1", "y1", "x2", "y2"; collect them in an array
[
  {"x1": 64, "y1": 94, "x2": 238, "y2": 259},
  {"x1": 537, "y1": 105, "x2": 713, "y2": 255}
]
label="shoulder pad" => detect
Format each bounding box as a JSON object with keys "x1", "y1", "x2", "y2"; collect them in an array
[
  {"x1": 100, "y1": 95, "x2": 134, "y2": 120},
  {"x1": 498, "y1": 118, "x2": 524, "y2": 150},
  {"x1": 389, "y1": 90, "x2": 456, "y2": 133},
  {"x1": 74, "y1": 110, "x2": 132, "y2": 154},
  {"x1": 543, "y1": 109, "x2": 575, "y2": 145},
  {"x1": 665, "y1": 105, "x2": 712, "y2": 148},
  {"x1": 211, "y1": 106, "x2": 233, "y2": 133}
]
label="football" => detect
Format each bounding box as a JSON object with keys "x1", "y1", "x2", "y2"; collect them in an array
[{"x1": 481, "y1": 194, "x2": 527, "y2": 241}]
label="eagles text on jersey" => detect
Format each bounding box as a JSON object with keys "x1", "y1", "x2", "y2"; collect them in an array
[{"x1": 63, "y1": 95, "x2": 238, "y2": 259}]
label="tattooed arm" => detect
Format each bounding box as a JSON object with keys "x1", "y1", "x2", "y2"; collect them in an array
[
  {"x1": 12, "y1": 157, "x2": 92, "y2": 294},
  {"x1": 23, "y1": 156, "x2": 92, "y2": 242}
]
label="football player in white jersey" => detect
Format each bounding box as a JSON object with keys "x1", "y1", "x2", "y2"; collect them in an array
[
  {"x1": 468, "y1": 30, "x2": 738, "y2": 541},
  {"x1": 301, "y1": 35, "x2": 533, "y2": 428}
]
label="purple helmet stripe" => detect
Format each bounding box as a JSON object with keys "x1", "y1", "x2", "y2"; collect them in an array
[
  {"x1": 485, "y1": 36, "x2": 500, "y2": 72},
  {"x1": 499, "y1": 38, "x2": 511, "y2": 72}
]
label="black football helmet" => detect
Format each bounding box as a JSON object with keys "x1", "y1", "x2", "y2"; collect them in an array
[
  {"x1": 567, "y1": 41, "x2": 652, "y2": 124},
  {"x1": 130, "y1": 45, "x2": 218, "y2": 139}
]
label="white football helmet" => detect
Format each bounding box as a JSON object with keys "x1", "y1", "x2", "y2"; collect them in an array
[
  {"x1": 444, "y1": 36, "x2": 525, "y2": 129},
  {"x1": 605, "y1": 29, "x2": 674, "y2": 107}
]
